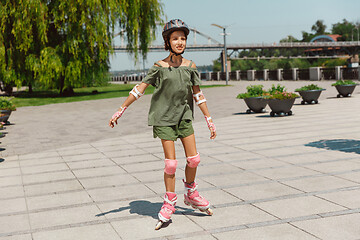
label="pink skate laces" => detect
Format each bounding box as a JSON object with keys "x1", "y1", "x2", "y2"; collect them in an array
[
  {"x1": 161, "y1": 193, "x2": 177, "y2": 212},
  {"x1": 205, "y1": 116, "x2": 216, "y2": 132},
  {"x1": 111, "y1": 106, "x2": 127, "y2": 122}
]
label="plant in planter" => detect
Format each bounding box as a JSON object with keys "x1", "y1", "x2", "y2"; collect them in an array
[
  {"x1": 295, "y1": 84, "x2": 326, "y2": 104},
  {"x1": 0, "y1": 97, "x2": 16, "y2": 124},
  {"x1": 264, "y1": 84, "x2": 299, "y2": 117},
  {"x1": 331, "y1": 80, "x2": 358, "y2": 98},
  {"x1": 236, "y1": 85, "x2": 267, "y2": 113}
]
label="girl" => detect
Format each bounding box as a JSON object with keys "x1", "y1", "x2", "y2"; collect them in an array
[{"x1": 109, "y1": 19, "x2": 216, "y2": 230}]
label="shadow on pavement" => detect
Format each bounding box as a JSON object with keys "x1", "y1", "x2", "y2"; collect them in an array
[
  {"x1": 95, "y1": 200, "x2": 194, "y2": 220},
  {"x1": 305, "y1": 139, "x2": 360, "y2": 154}
]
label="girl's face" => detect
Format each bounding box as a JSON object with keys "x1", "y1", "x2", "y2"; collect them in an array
[{"x1": 169, "y1": 30, "x2": 187, "y2": 54}]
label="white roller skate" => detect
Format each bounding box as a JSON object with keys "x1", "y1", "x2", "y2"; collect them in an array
[
  {"x1": 183, "y1": 179, "x2": 213, "y2": 215},
  {"x1": 155, "y1": 192, "x2": 177, "y2": 230}
]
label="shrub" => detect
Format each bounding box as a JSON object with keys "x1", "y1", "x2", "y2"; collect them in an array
[
  {"x1": 295, "y1": 84, "x2": 323, "y2": 91},
  {"x1": 0, "y1": 97, "x2": 16, "y2": 111},
  {"x1": 331, "y1": 80, "x2": 357, "y2": 86},
  {"x1": 236, "y1": 85, "x2": 266, "y2": 99}
]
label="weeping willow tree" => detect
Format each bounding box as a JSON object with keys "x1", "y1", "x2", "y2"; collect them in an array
[{"x1": 0, "y1": 0, "x2": 163, "y2": 95}]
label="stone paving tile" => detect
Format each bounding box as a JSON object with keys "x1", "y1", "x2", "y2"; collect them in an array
[
  {"x1": 24, "y1": 179, "x2": 83, "y2": 196},
  {"x1": 337, "y1": 171, "x2": 360, "y2": 183},
  {"x1": 195, "y1": 162, "x2": 243, "y2": 176},
  {"x1": 120, "y1": 160, "x2": 164, "y2": 173},
  {"x1": 18, "y1": 156, "x2": 64, "y2": 167},
  {"x1": 131, "y1": 169, "x2": 168, "y2": 183},
  {"x1": 0, "y1": 234, "x2": 32, "y2": 240},
  {"x1": 303, "y1": 160, "x2": 360, "y2": 174},
  {"x1": 32, "y1": 223, "x2": 120, "y2": 240},
  {"x1": 317, "y1": 188, "x2": 360, "y2": 209},
  {"x1": 201, "y1": 171, "x2": 267, "y2": 188},
  {"x1": 111, "y1": 214, "x2": 203, "y2": 240},
  {"x1": 180, "y1": 234, "x2": 217, "y2": 240},
  {"x1": 186, "y1": 204, "x2": 276, "y2": 231},
  {"x1": 0, "y1": 198, "x2": 27, "y2": 215},
  {"x1": 57, "y1": 147, "x2": 100, "y2": 157},
  {"x1": 224, "y1": 181, "x2": 302, "y2": 201},
  {"x1": 20, "y1": 162, "x2": 69, "y2": 175},
  {"x1": 101, "y1": 148, "x2": 149, "y2": 158},
  {"x1": 96, "y1": 196, "x2": 162, "y2": 220},
  {"x1": 211, "y1": 151, "x2": 262, "y2": 162},
  {"x1": 213, "y1": 223, "x2": 318, "y2": 240},
  {"x1": 18, "y1": 151, "x2": 59, "y2": 161},
  {"x1": 87, "y1": 184, "x2": 156, "y2": 202},
  {"x1": 292, "y1": 213, "x2": 360, "y2": 240},
  {"x1": 79, "y1": 173, "x2": 139, "y2": 189},
  {"x1": 27, "y1": 190, "x2": 93, "y2": 211},
  {"x1": 0, "y1": 167, "x2": 21, "y2": 177},
  {"x1": 22, "y1": 171, "x2": 75, "y2": 185},
  {"x1": 0, "y1": 185, "x2": 24, "y2": 199},
  {"x1": 199, "y1": 188, "x2": 241, "y2": 206},
  {"x1": 0, "y1": 160, "x2": 19, "y2": 169},
  {"x1": 110, "y1": 154, "x2": 160, "y2": 165},
  {"x1": 230, "y1": 158, "x2": 287, "y2": 170},
  {"x1": 254, "y1": 196, "x2": 346, "y2": 219},
  {"x1": 281, "y1": 175, "x2": 357, "y2": 193},
  {"x1": 29, "y1": 205, "x2": 105, "y2": 229},
  {"x1": 66, "y1": 158, "x2": 116, "y2": 169},
  {"x1": 251, "y1": 165, "x2": 318, "y2": 180},
  {"x1": 0, "y1": 175, "x2": 22, "y2": 187},
  {"x1": 0, "y1": 214, "x2": 30, "y2": 235},
  {"x1": 72, "y1": 165, "x2": 126, "y2": 179},
  {"x1": 61, "y1": 152, "x2": 108, "y2": 162}
]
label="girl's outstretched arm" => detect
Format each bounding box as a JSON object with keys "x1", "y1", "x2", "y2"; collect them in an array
[
  {"x1": 109, "y1": 82, "x2": 149, "y2": 128},
  {"x1": 192, "y1": 85, "x2": 217, "y2": 139}
]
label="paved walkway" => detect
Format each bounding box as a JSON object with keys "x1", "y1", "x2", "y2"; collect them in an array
[{"x1": 1, "y1": 80, "x2": 360, "y2": 239}]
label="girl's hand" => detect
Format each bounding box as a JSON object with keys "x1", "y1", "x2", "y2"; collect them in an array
[
  {"x1": 109, "y1": 117, "x2": 119, "y2": 128},
  {"x1": 205, "y1": 116, "x2": 216, "y2": 140},
  {"x1": 109, "y1": 107, "x2": 127, "y2": 128}
]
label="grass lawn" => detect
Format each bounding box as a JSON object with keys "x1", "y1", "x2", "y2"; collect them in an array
[{"x1": 11, "y1": 83, "x2": 228, "y2": 107}]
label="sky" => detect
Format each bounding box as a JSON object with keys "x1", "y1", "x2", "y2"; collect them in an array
[{"x1": 110, "y1": 0, "x2": 360, "y2": 71}]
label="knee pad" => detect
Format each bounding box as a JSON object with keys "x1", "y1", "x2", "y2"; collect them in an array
[
  {"x1": 187, "y1": 153, "x2": 200, "y2": 168},
  {"x1": 164, "y1": 159, "x2": 178, "y2": 175}
]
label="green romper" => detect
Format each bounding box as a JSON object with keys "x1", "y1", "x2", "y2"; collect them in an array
[{"x1": 142, "y1": 61, "x2": 202, "y2": 141}]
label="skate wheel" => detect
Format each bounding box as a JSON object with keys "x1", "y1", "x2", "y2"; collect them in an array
[
  {"x1": 155, "y1": 221, "x2": 163, "y2": 230},
  {"x1": 270, "y1": 111, "x2": 275, "y2": 117},
  {"x1": 301, "y1": 100, "x2": 305, "y2": 105},
  {"x1": 206, "y1": 208, "x2": 213, "y2": 216},
  {"x1": 315, "y1": 100, "x2": 318, "y2": 104},
  {"x1": 337, "y1": 94, "x2": 341, "y2": 98},
  {"x1": 246, "y1": 109, "x2": 251, "y2": 114},
  {"x1": 288, "y1": 111, "x2": 292, "y2": 116}
]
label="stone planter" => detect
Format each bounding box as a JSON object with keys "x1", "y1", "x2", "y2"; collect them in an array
[
  {"x1": 335, "y1": 85, "x2": 357, "y2": 98},
  {"x1": 243, "y1": 97, "x2": 267, "y2": 113},
  {"x1": 296, "y1": 89, "x2": 326, "y2": 104},
  {"x1": 0, "y1": 110, "x2": 12, "y2": 124},
  {"x1": 268, "y1": 98, "x2": 296, "y2": 117}
]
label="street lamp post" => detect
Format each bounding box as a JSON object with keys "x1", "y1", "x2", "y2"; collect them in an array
[{"x1": 212, "y1": 23, "x2": 229, "y2": 85}]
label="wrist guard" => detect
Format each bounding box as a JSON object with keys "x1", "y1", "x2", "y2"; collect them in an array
[
  {"x1": 111, "y1": 106, "x2": 127, "y2": 122},
  {"x1": 205, "y1": 116, "x2": 216, "y2": 132}
]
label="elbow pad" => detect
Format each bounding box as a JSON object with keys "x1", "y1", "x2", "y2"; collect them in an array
[
  {"x1": 129, "y1": 84, "x2": 144, "y2": 99},
  {"x1": 193, "y1": 91, "x2": 207, "y2": 106}
]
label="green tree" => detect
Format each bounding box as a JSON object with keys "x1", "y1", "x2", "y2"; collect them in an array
[
  {"x1": 0, "y1": 0, "x2": 163, "y2": 95},
  {"x1": 331, "y1": 19, "x2": 357, "y2": 41},
  {"x1": 311, "y1": 20, "x2": 327, "y2": 35}
]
